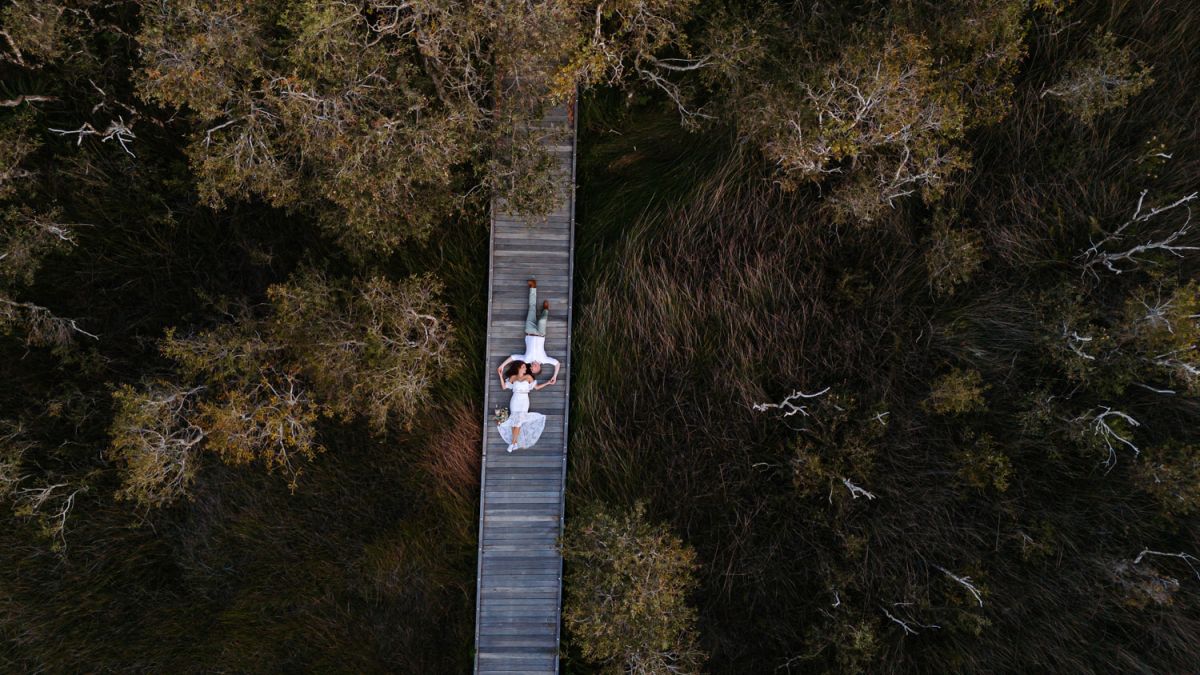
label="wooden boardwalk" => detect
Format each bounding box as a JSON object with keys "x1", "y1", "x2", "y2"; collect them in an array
[{"x1": 473, "y1": 101, "x2": 576, "y2": 674}]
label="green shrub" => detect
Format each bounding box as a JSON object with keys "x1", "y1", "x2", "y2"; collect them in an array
[
  {"x1": 926, "y1": 368, "x2": 987, "y2": 415},
  {"x1": 563, "y1": 501, "x2": 705, "y2": 674}
]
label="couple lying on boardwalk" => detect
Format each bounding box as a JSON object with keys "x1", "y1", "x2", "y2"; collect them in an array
[{"x1": 494, "y1": 279, "x2": 561, "y2": 453}]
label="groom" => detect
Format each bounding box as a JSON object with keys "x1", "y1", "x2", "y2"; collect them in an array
[{"x1": 497, "y1": 279, "x2": 560, "y2": 385}]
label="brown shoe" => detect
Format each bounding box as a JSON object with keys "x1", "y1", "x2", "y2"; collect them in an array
[
  {"x1": 542, "y1": 300, "x2": 550, "y2": 310},
  {"x1": 528, "y1": 279, "x2": 536, "y2": 288}
]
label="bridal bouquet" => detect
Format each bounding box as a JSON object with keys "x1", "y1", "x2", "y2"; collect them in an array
[{"x1": 492, "y1": 407, "x2": 509, "y2": 425}]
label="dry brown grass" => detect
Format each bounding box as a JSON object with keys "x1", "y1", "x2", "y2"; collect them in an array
[{"x1": 418, "y1": 400, "x2": 481, "y2": 534}]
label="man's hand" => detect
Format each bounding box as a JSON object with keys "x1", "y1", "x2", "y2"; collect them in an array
[{"x1": 549, "y1": 376, "x2": 557, "y2": 385}]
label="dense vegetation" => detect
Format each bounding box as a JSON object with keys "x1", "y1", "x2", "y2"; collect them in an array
[
  {"x1": 1, "y1": 0, "x2": 1197, "y2": 673},
  {"x1": 566, "y1": 1, "x2": 1200, "y2": 673}
]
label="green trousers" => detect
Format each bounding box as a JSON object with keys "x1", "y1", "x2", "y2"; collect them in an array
[{"x1": 525, "y1": 287, "x2": 548, "y2": 336}]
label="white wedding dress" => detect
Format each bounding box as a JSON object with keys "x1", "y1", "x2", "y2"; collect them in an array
[{"x1": 497, "y1": 379, "x2": 546, "y2": 450}]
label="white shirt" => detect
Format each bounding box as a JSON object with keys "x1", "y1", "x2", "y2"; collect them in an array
[{"x1": 511, "y1": 335, "x2": 559, "y2": 367}]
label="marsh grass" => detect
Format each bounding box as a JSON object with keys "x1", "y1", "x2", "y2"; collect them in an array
[{"x1": 566, "y1": 2, "x2": 1200, "y2": 671}]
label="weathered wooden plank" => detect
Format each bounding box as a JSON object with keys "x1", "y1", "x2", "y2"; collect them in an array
[
  {"x1": 485, "y1": 503, "x2": 562, "y2": 513},
  {"x1": 477, "y1": 598, "x2": 560, "y2": 606},
  {"x1": 482, "y1": 562, "x2": 560, "y2": 572},
  {"x1": 483, "y1": 489, "x2": 561, "y2": 498},
  {"x1": 478, "y1": 607, "x2": 559, "y2": 615},
  {"x1": 482, "y1": 481, "x2": 561, "y2": 491},
  {"x1": 493, "y1": 238, "x2": 570, "y2": 248},
  {"x1": 480, "y1": 532, "x2": 559, "y2": 541},
  {"x1": 479, "y1": 614, "x2": 560, "y2": 624},
  {"x1": 491, "y1": 270, "x2": 571, "y2": 280},
  {"x1": 475, "y1": 600, "x2": 559, "y2": 612},
  {"x1": 480, "y1": 466, "x2": 562, "y2": 475},
  {"x1": 494, "y1": 247, "x2": 573, "y2": 257},
  {"x1": 483, "y1": 559, "x2": 560, "y2": 568},
  {"x1": 481, "y1": 525, "x2": 560, "y2": 535},
  {"x1": 481, "y1": 535, "x2": 559, "y2": 543},
  {"x1": 484, "y1": 484, "x2": 563, "y2": 493},
  {"x1": 477, "y1": 655, "x2": 557, "y2": 667}
]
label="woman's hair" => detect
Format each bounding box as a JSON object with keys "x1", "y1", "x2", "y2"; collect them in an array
[{"x1": 504, "y1": 360, "x2": 527, "y2": 380}]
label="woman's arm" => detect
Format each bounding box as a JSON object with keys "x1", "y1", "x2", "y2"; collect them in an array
[
  {"x1": 497, "y1": 356, "x2": 514, "y2": 386},
  {"x1": 533, "y1": 379, "x2": 551, "y2": 391}
]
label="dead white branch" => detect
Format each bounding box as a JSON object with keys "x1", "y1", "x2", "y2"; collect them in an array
[
  {"x1": 1, "y1": 94, "x2": 57, "y2": 107},
  {"x1": 0, "y1": 297, "x2": 99, "y2": 342},
  {"x1": 12, "y1": 482, "x2": 87, "y2": 549},
  {"x1": 880, "y1": 604, "x2": 939, "y2": 636},
  {"x1": 881, "y1": 606, "x2": 918, "y2": 635},
  {"x1": 1080, "y1": 190, "x2": 1200, "y2": 275},
  {"x1": 752, "y1": 387, "x2": 831, "y2": 417},
  {"x1": 49, "y1": 116, "x2": 137, "y2": 157},
  {"x1": 933, "y1": 564, "x2": 984, "y2": 607},
  {"x1": 842, "y1": 477, "x2": 877, "y2": 500},
  {"x1": 1079, "y1": 406, "x2": 1140, "y2": 470},
  {"x1": 1062, "y1": 322, "x2": 1097, "y2": 361},
  {"x1": 1134, "y1": 549, "x2": 1200, "y2": 580}
]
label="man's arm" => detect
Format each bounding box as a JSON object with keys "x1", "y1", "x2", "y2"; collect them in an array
[{"x1": 550, "y1": 361, "x2": 561, "y2": 384}]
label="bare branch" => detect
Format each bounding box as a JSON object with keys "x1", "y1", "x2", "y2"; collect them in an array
[
  {"x1": 0, "y1": 94, "x2": 57, "y2": 107},
  {"x1": 933, "y1": 564, "x2": 984, "y2": 607},
  {"x1": 752, "y1": 387, "x2": 831, "y2": 417},
  {"x1": 1080, "y1": 191, "x2": 1199, "y2": 275},
  {"x1": 0, "y1": 296, "x2": 99, "y2": 343},
  {"x1": 1077, "y1": 406, "x2": 1140, "y2": 470},
  {"x1": 1134, "y1": 549, "x2": 1200, "y2": 580},
  {"x1": 49, "y1": 116, "x2": 137, "y2": 157},
  {"x1": 842, "y1": 477, "x2": 877, "y2": 500},
  {"x1": 880, "y1": 604, "x2": 939, "y2": 636},
  {"x1": 1062, "y1": 323, "x2": 1097, "y2": 361}
]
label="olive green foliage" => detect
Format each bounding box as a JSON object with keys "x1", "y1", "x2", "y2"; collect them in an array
[
  {"x1": 563, "y1": 501, "x2": 705, "y2": 674},
  {"x1": 1119, "y1": 279, "x2": 1200, "y2": 395},
  {"x1": 926, "y1": 368, "x2": 987, "y2": 415},
  {"x1": 268, "y1": 271, "x2": 457, "y2": 431},
  {"x1": 108, "y1": 381, "x2": 203, "y2": 507},
  {"x1": 0, "y1": 0, "x2": 492, "y2": 668},
  {"x1": 1044, "y1": 29, "x2": 1154, "y2": 125},
  {"x1": 695, "y1": 0, "x2": 1028, "y2": 223},
  {"x1": 134, "y1": 0, "x2": 700, "y2": 257},
  {"x1": 154, "y1": 271, "x2": 454, "y2": 488},
  {"x1": 0, "y1": 109, "x2": 40, "y2": 200},
  {"x1": 0, "y1": 0, "x2": 79, "y2": 66},
  {"x1": 1, "y1": 23, "x2": 481, "y2": 672},
  {"x1": 956, "y1": 432, "x2": 1012, "y2": 493},
  {"x1": 925, "y1": 214, "x2": 985, "y2": 297},
  {"x1": 789, "y1": 394, "x2": 884, "y2": 501},
  {"x1": 752, "y1": 29, "x2": 968, "y2": 222},
  {"x1": 1134, "y1": 442, "x2": 1200, "y2": 517},
  {"x1": 160, "y1": 318, "x2": 324, "y2": 486},
  {"x1": 0, "y1": 100, "x2": 84, "y2": 353},
  {"x1": 134, "y1": 0, "x2": 473, "y2": 255}
]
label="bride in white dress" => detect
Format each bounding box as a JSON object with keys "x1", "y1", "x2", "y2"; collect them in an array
[{"x1": 497, "y1": 360, "x2": 549, "y2": 452}]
